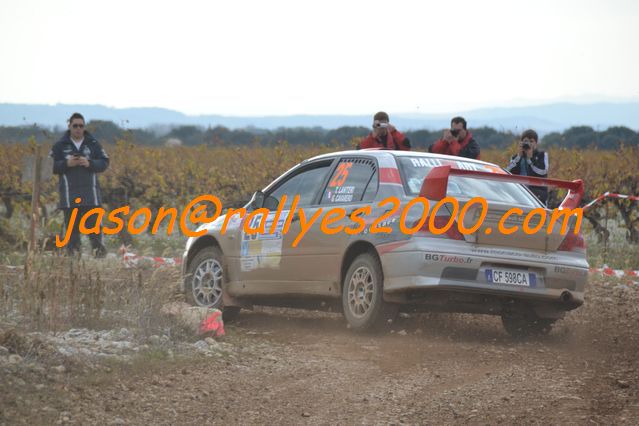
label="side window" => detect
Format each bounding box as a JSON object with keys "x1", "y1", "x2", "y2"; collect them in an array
[
  {"x1": 269, "y1": 163, "x2": 332, "y2": 208},
  {"x1": 362, "y1": 169, "x2": 379, "y2": 202},
  {"x1": 321, "y1": 158, "x2": 377, "y2": 204}
]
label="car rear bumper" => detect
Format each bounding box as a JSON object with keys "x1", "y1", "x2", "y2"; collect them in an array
[{"x1": 380, "y1": 247, "x2": 588, "y2": 308}]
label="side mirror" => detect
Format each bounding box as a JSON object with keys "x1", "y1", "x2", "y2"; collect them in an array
[
  {"x1": 263, "y1": 195, "x2": 279, "y2": 210},
  {"x1": 249, "y1": 191, "x2": 265, "y2": 209}
]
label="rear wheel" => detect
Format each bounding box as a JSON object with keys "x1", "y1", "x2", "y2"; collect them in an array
[
  {"x1": 342, "y1": 252, "x2": 397, "y2": 332},
  {"x1": 185, "y1": 246, "x2": 240, "y2": 322},
  {"x1": 501, "y1": 310, "x2": 556, "y2": 338}
]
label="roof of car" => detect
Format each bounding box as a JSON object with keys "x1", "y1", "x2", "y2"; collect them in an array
[{"x1": 305, "y1": 149, "x2": 499, "y2": 168}]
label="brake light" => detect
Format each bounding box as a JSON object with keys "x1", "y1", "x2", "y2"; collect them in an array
[
  {"x1": 558, "y1": 232, "x2": 586, "y2": 253},
  {"x1": 415, "y1": 216, "x2": 464, "y2": 240}
]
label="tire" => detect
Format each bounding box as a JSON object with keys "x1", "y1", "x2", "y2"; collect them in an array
[
  {"x1": 185, "y1": 246, "x2": 240, "y2": 322},
  {"x1": 342, "y1": 252, "x2": 397, "y2": 332},
  {"x1": 501, "y1": 310, "x2": 556, "y2": 338}
]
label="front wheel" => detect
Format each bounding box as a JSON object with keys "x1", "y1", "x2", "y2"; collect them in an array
[
  {"x1": 342, "y1": 252, "x2": 397, "y2": 332},
  {"x1": 185, "y1": 246, "x2": 240, "y2": 322}
]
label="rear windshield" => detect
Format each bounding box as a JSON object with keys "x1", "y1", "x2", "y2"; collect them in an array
[{"x1": 397, "y1": 157, "x2": 541, "y2": 207}]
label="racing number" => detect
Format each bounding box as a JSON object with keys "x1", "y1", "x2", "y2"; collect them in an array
[{"x1": 329, "y1": 162, "x2": 352, "y2": 187}]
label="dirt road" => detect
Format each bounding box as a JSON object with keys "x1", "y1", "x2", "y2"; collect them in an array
[{"x1": 2, "y1": 276, "x2": 639, "y2": 425}]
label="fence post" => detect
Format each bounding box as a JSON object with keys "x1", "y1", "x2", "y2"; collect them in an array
[
  {"x1": 29, "y1": 144, "x2": 42, "y2": 253},
  {"x1": 603, "y1": 201, "x2": 609, "y2": 265}
]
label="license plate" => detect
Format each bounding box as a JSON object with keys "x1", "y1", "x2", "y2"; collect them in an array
[{"x1": 486, "y1": 269, "x2": 536, "y2": 287}]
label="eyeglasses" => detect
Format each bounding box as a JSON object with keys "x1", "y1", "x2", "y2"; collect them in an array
[{"x1": 72, "y1": 124, "x2": 84, "y2": 129}]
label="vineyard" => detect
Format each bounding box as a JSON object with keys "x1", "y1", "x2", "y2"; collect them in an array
[{"x1": 0, "y1": 139, "x2": 638, "y2": 262}]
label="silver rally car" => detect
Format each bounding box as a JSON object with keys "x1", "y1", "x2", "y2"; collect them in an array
[{"x1": 182, "y1": 150, "x2": 588, "y2": 336}]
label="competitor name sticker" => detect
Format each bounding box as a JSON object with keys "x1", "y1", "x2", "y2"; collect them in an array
[{"x1": 329, "y1": 186, "x2": 355, "y2": 203}]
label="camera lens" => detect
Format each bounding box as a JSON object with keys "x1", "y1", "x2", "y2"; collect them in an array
[{"x1": 522, "y1": 143, "x2": 530, "y2": 149}]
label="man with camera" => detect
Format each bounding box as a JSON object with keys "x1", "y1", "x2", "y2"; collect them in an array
[
  {"x1": 50, "y1": 112, "x2": 110, "y2": 257},
  {"x1": 428, "y1": 116, "x2": 480, "y2": 159},
  {"x1": 506, "y1": 129, "x2": 549, "y2": 205},
  {"x1": 357, "y1": 111, "x2": 411, "y2": 150}
]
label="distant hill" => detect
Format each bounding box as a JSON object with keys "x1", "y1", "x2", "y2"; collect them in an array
[{"x1": 1, "y1": 102, "x2": 638, "y2": 134}]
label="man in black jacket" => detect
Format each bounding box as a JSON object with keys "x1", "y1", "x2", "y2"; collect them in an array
[
  {"x1": 50, "y1": 113, "x2": 110, "y2": 256},
  {"x1": 506, "y1": 129, "x2": 549, "y2": 205}
]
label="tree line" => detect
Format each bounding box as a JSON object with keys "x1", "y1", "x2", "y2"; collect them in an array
[{"x1": 1, "y1": 121, "x2": 638, "y2": 149}]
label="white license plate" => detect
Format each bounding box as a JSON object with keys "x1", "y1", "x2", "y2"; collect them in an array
[{"x1": 486, "y1": 269, "x2": 536, "y2": 287}]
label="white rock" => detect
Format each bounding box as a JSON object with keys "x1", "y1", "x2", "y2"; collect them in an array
[
  {"x1": 51, "y1": 365, "x2": 66, "y2": 374},
  {"x1": 194, "y1": 340, "x2": 209, "y2": 351},
  {"x1": 161, "y1": 302, "x2": 223, "y2": 335},
  {"x1": 8, "y1": 354, "x2": 23, "y2": 364},
  {"x1": 58, "y1": 347, "x2": 78, "y2": 357},
  {"x1": 205, "y1": 338, "x2": 220, "y2": 349}
]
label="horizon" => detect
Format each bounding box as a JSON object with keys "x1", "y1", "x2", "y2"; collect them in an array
[
  {"x1": 2, "y1": 100, "x2": 639, "y2": 134},
  {"x1": 3, "y1": 95, "x2": 639, "y2": 119}
]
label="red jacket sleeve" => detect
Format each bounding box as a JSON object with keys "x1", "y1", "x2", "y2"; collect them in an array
[
  {"x1": 391, "y1": 130, "x2": 411, "y2": 150},
  {"x1": 430, "y1": 139, "x2": 450, "y2": 155},
  {"x1": 358, "y1": 134, "x2": 378, "y2": 149},
  {"x1": 447, "y1": 138, "x2": 462, "y2": 155}
]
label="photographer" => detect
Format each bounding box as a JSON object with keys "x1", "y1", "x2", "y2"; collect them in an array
[
  {"x1": 428, "y1": 116, "x2": 480, "y2": 159},
  {"x1": 357, "y1": 111, "x2": 411, "y2": 150},
  {"x1": 506, "y1": 129, "x2": 549, "y2": 205}
]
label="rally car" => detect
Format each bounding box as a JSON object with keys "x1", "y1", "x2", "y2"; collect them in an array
[{"x1": 182, "y1": 150, "x2": 588, "y2": 337}]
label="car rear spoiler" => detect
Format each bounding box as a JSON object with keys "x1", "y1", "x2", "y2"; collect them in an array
[{"x1": 420, "y1": 165, "x2": 584, "y2": 209}]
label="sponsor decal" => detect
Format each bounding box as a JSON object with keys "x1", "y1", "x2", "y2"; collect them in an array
[
  {"x1": 424, "y1": 253, "x2": 472, "y2": 264},
  {"x1": 554, "y1": 266, "x2": 588, "y2": 277},
  {"x1": 469, "y1": 246, "x2": 559, "y2": 261},
  {"x1": 240, "y1": 211, "x2": 287, "y2": 271},
  {"x1": 410, "y1": 158, "x2": 443, "y2": 168}
]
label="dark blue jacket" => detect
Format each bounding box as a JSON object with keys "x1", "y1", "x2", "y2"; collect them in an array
[
  {"x1": 49, "y1": 131, "x2": 109, "y2": 208},
  {"x1": 505, "y1": 149, "x2": 549, "y2": 205}
]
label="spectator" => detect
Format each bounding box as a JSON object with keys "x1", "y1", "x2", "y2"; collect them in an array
[
  {"x1": 50, "y1": 113, "x2": 110, "y2": 257},
  {"x1": 505, "y1": 129, "x2": 549, "y2": 205},
  {"x1": 428, "y1": 116, "x2": 480, "y2": 159},
  {"x1": 357, "y1": 111, "x2": 411, "y2": 150}
]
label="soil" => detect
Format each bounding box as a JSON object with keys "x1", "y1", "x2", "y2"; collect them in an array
[{"x1": 1, "y1": 275, "x2": 638, "y2": 425}]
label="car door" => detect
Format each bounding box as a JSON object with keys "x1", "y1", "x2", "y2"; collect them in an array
[
  {"x1": 237, "y1": 159, "x2": 335, "y2": 295},
  {"x1": 280, "y1": 156, "x2": 379, "y2": 293}
]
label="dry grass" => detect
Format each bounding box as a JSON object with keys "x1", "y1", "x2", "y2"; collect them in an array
[{"x1": 0, "y1": 253, "x2": 182, "y2": 335}]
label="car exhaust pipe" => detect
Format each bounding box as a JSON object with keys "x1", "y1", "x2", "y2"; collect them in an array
[{"x1": 560, "y1": 291, "x2": 573, "y2": 304}]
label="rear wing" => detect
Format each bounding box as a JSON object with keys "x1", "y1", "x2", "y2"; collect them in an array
[{"x1": 420, "y1": 165, "x2": 584, "y2": 209}]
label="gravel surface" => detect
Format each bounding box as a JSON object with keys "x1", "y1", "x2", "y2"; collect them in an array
[{"x1": 1, "y1": 274, "x2": 638, "y2": 425}]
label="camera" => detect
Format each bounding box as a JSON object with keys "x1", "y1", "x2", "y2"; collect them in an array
[
  {"x1": 522, "y1": 142, "x2": 531, "y2": 150},
  {"x1": 450, "y1": 129, "x2": 460, "y2": 137},
  {"x1": 374, "y1": 122, "x2": 389, "y2": 129}
]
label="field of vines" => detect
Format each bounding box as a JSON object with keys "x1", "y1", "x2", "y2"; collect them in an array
[{"x1": 0, "y1": 138, "x2": 637, "y2": 258}]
